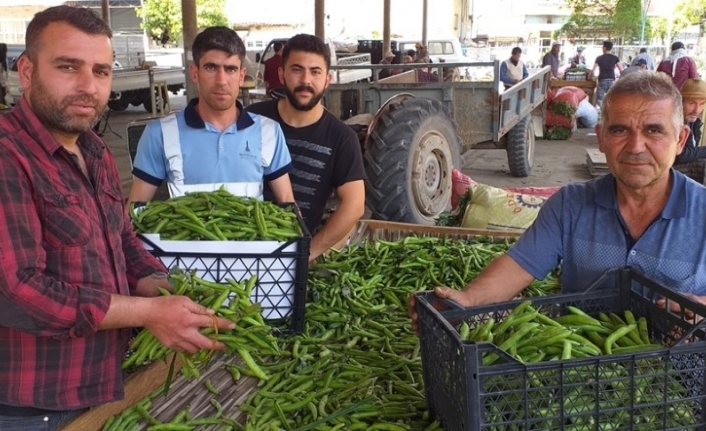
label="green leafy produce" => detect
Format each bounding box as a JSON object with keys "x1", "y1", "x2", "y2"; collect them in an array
[
  {"x1": 545, "y1": 126, "x2": 572, "y2": 140},
  {"x1": 549, "y1": 100, "x2": 578, "y2": 118}
]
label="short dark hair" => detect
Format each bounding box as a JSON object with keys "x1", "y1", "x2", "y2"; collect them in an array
[
  {"x1": 282, "y1": 34, "x2": 331, "y2": 70},
  {"x1": 511, "y1": 47, "x2": 522, "y2": 55},
  {"x1": 192, "y1": 26, "x2": 245, "y2": 66},
  {"x1": 603, "y1": 40, "x2": 613, "y2": 51},
  {"x1": 639, "y1": 47, "x2": 647, "y2": 53},
  {"x1": 406, "y1": 49, "x2": 417, "y2": 57},
  {"x1": 25, "y1": 5, "x2": 112, "y2": 61},
  {"x1": 672, "y1": 41, "x2": 685, "y2": 51},
  {"x1": 273, "y1": 41, "x2": 284, "y2": 53}
]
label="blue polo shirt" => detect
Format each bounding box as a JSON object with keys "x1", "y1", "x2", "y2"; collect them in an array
[
  {"x1": 508, "y1": 171, "x2": 706, "y2": 295},
  {"x1": 132, "y1": 98, "x2": 292, "y2": 193}
]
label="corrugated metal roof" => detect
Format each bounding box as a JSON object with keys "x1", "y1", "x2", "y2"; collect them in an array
[
  {"x1": 233, "y1": 22, "x2": 294, "y2": 29},
  {"x1": 63, "y1": 0, "x2": 141, "y2": 7}
]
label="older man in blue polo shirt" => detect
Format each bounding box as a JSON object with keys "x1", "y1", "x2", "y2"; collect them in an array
[
  {"x1": 410, "y1": 71, "x2": 706, "y2": 325},
  {"x1": 128, "y1": 27, "x2": 294, "y2": 204}
]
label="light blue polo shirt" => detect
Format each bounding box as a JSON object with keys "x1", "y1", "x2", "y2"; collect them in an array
[
  {"x1": 132, "y1": 98, "x2": 292, "y2": 198},
  {"x1": 508, "y1": 171, "x2": 706, "y2": 295}
]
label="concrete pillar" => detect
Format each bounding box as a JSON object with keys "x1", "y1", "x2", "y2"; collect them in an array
[
  {"x1": 315, "y1": 0, "x2": 325, "y2": 40},
  {"x1": 181, "y1": 0, "x2": 198, "y2": 100},
  {"x1": 100, "y1": 0, "x2": 111, "y2": 28},
  {"x1": 383, "y1": 0, "x2": 391, "y2": 56}
]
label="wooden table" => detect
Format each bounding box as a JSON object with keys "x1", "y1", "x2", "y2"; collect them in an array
[{"x1": 550, "y1": 79, "x2": 597, "y2": 106}]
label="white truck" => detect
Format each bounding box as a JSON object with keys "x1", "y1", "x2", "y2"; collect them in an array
[
  {"x1": 3, "y1": 52, "x2": 185, "y2": 113},
  {"x1": 254, "y1": 38, "x2": 373, "y2": 87},
  {"x1": 102, "y1": 66, "x2": 185, "y2": 112}
]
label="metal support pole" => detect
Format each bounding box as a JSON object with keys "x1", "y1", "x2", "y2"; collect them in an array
[
  {"x1": 640, "y1": 0, "x2": 651, "y2": 46},
  {"x1": 458, "y1": 0, "x2": 465, "y2": 40},
  {"x1": 315, "y1": 0, "x2": 325, "y2": 40},
  {"x1": 181, "y1": 0, "x2": 198, "y2": 101},
  {"x1": 100, "y1": 0, "x2": 111, "y2": 28},
  {"x1": 422, "y1": 0, "x2": 428, "y2": 46},
  {"x1": 383, "y1": 0, "x2": 391, "y2": 56},
  {"x1": 470, "y1": 0, "x2": 475, "y2": 38}
]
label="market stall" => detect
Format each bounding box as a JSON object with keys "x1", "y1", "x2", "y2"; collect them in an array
[{"x1": 61, "y1": 197, "x2": 706, "y2": 430}]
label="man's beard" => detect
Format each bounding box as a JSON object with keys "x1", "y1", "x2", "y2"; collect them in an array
[
  {"x1": 285, "y1": 84, "x2": 325, "y2": 111},
  {"x1": 29, "y1": 73, "x2": 104, "y2": 135},
  {"x1": 686, "y1": 113, "x2": 701, "y2": 123}
]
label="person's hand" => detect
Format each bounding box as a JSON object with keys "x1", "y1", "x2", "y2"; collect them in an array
[
  {"x1": 144, "y1": 296, "x2": 235, "y2": 354},
  {"x1": 408, "y1": 286, "x2": 473, "y2": 333},
  {"x1": 134, "y1": 272, "x2": 172, "y2": 297},
  {"x1": 656, "y1": 294, "x2": 706, "y2": 322}
]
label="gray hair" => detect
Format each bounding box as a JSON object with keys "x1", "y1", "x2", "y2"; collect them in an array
[{"x1": 600, "y1": 71, "x2": 683, "y2": 138}]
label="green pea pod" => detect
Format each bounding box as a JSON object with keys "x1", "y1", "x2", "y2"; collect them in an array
[
  {"x1": 237, "y1": 348, "x2": 269, "y2": 381},
  {"x1": 604, "y1": 324, "x2": 637, "y2": 355}
]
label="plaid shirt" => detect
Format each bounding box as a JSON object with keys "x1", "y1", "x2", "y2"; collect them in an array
[{"x1": 0, "y1": 98, "x2": 165, "y2": 409}]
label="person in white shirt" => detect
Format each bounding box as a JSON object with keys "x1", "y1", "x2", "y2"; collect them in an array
[{"x1": 500, "y1": 47, "x2": 529, "y2": 90}]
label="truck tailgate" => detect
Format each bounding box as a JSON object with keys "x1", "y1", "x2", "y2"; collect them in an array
[{"x1": 494, "y1": 66, "x2": 552, "y2": 140}]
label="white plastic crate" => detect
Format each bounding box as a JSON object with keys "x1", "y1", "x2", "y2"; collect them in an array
[{"x1": 139, "y1": 233, "x2": 308, "y2": 332}]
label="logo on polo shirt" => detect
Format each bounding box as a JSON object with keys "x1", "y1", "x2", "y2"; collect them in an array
[{"x1": 239, "y1": 140, "x2": 256, "y2": 159}]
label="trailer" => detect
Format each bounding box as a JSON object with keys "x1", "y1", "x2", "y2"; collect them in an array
[{"x1": 323, "y1": 61, "x2": 552, "y2": 224}]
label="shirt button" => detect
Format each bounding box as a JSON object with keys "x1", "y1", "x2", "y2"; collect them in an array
[{"x1": 630, "y1": 250, "x2": 636, "y2": 256}]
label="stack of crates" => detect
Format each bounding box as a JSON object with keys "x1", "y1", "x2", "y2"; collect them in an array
[{"x1": 564, "y1": 71, "x2": 588, "y2": 81}]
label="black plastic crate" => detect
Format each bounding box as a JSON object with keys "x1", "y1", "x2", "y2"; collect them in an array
[
  {"x1": 416, "y1": 268, "x2": 706, "y2": 431},
  {"x1": 139, "y1": 214, "x2": 309, "y2": 334}
]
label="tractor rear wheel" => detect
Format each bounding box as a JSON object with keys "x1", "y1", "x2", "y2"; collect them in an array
[{"x1": 365, "y1": 98, "x2": 462, "y2": 225}]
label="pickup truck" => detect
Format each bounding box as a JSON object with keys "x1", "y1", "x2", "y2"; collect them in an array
[
  {"x1": 254, "y1": 38, "x2": 372, "y2": 87},
  {"x1": 3, "y1": 52, "x2": 184, "y2": 113}
]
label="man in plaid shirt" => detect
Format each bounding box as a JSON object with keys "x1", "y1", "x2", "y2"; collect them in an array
[{"x1": 0, "y1": 6, "x2": 233, "y2": 430}]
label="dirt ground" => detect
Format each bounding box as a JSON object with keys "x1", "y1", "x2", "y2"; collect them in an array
[
  {"x1": 101, "y1": 94, "x2": 600, "y2": 197},
  {"x1": 460, "y1": 129, "x2": 597, "y2": 189}
]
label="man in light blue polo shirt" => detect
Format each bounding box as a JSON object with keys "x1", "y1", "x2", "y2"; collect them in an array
[
  {"x1": 128, "y1": 27, "x2": 294, "y2": 204},
  {"x1": 410, "y1": 71, "x2": 706, "y2": 325}
]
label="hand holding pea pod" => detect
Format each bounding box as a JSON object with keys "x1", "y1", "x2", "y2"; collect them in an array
[
  {"x1": 140, "y1": 295, "x2": 235, "y2": 354},
  {"x1": 123, "y1": 273, "x2": 280, "y2": 383}
]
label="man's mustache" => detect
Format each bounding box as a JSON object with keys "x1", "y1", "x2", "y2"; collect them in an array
[
  {"x1": 294, "y1": 85, "x2": 315, "y2": 94},
  {"x1": 618, "y1": 155, "x2": 652, "y2": 164},
  {"x1": 63, "y1": 95, "x2": 100, "y2": 109}
]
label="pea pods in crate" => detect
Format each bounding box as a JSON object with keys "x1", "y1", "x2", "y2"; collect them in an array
[
  {"x1": 415, "y1": 267, "x2": 706, "y2": 431},
  {"x1": 132, "y1": 192, "x2": 310, "y2": 333}
]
